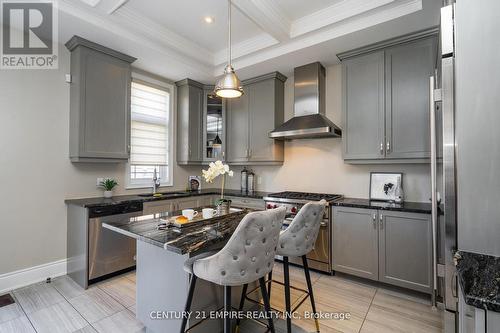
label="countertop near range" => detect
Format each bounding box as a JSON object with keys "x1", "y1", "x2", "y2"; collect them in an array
[
  {"x1": 332, "y1": 198, "x2": 432, "y2": 214},
  {"x1": 102, "y1": 207, "x2": 251, "y2": 254},
  {"x1": 456, "y1": 251, "x2": 500, "y2": 312},
  {"x1": 65, "y1": 189, "x2": 271, "y2": 208}
]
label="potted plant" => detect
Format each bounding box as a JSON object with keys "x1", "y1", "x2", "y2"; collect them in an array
[
  {"x1": 99, "y1": 178, "x2": 118, "y2": 198},
  {"x1": 202, "y1": 161, "x2": 234, "y2": 214}
]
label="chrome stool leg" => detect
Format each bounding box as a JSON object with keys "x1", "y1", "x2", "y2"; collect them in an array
[{"x1": 302, "y1": 256, "x2": 320, "y2": 333}]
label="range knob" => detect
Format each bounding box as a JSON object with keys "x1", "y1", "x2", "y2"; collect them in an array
[
  {"x1": 291, "y1": 206, "x2": 297, "y2": 213},
  {"x1": 273, "y1": 204, "x2": 278, "y2": 209},
  {"x1": 266, "y1": 204, "x2": 273, "y2": 209}
]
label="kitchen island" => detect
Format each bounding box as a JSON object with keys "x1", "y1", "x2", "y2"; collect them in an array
[{"x1": 102, "y1": 207, "x2": 253, "y2": 333}]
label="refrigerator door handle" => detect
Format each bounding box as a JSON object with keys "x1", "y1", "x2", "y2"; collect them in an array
[{"x1": 430, "y1": 75, "x2": 438, "y2": 306}]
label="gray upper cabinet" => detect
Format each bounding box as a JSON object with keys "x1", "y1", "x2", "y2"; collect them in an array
[
  {"x1": 333, "y1": 206, "x2": 432, "y2": 293},
  {"x1": 333, "y1": 207, "x2": 379, "y2": 280},
  {"x1": 226, "y1": 91, "x2": 249, "y2": 163},
  {"x1": 342, "y1": 52, "x2": 385, "y2": 160},
  {"x1": 339, "y1": 30, "x2": 438, "y2": 163},
  {"x1": 66, "y1": 36, "x2": 136, "y2": 162},
  {"x1": 226, "y1": 72, "x2": 286, "y2": 165},
  {"x1": 176, "y1": 79, "x2": 204, "y2": 165},
  {"x1": 378, "y1": 211, "x2": 432, "y2": 293},
  {"x1": 385, "y1": 37, "x2": 437, "y2": 159}
]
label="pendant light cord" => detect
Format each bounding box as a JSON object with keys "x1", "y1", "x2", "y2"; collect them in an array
[{"x1": 228, "y1": 0, "x2": 231, "y2": 67}]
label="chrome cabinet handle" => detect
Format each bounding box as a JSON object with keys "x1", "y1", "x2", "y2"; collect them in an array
[
  {"x1": 386, "y1": 141, "x2": 391, "y2": 153},
  {"x1": 379, "y1": 213, "x2": 384, "y2": 229},
  {"x1": 380, "y1": 142, "x2": 384, "y2": 155},
  {"x1": 372, "y1": 213, "x2": 377, "y2": 228}
]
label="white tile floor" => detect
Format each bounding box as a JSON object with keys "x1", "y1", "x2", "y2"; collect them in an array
[{"x1": 0, "y1": 266, "x2": 443, "y2": 333}]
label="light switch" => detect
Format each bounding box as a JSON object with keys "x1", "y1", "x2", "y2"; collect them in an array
[{"x1": 65, "y1": 74, "x2": 72, "y2": 83}]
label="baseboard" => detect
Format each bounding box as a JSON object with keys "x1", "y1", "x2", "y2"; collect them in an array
[{"x1": 0, "y1": 259, "x2": 67, "y2": 294}]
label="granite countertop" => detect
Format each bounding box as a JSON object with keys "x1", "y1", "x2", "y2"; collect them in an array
[
  {"x1": 102, "y1": 207, "x2": 250, "y2": 254},
  {"x1": 65, "y1": 189, "x2": 271, "y2": 208},
  {"x1": 332, "y1": 197, "x2": 432, "y2": 214},
  {"x1": 456, "y1": 251, "x2": 500, "y2": 312}
]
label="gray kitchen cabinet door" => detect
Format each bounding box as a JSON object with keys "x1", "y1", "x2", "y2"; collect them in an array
[
  {"x1": 378, "y1": 211, "x2": 432, "y2": 293},
  {"x1": 342, "y1": 51, "x2": 386, "y2": 160},
  {"x1": 66, "y1": 36, "x2": 136, "y2": 162},
  {"x1": 385, "y1": 37, "x2": 437, "y2": 159},
  {"x1": 226, "y1": 92, "x2": 250, "y2": 163},
  {"x1": 176, "y1": 79, "x2": 204, "y2": 164},
  {"x1": 143, "y1": 200, "x2": 175, "y2": 215},
  {"x1": 333, "y1": 207, "x2": 379, "y2": 280},
  {"x1": 248, "y1": 79, "x2": 284, "y2": 163}
]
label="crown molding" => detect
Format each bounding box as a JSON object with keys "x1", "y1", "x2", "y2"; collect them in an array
[
  {"x1": 290, "y1": 0, "x2": 395, "y2": 38},
  {"x1": 107, "y1": 0, "x2": 129, "y2": 14},
  {"x1": 59, "y1": 0, "x2": 214, "y2": 78},
  {"x1": 213, "y1": 33, "x2": 278, "y2": 66},
  {"x1": 114, "y1": 7, "x2": 213, "y2": 65},
  {"x1": 224, "y1": 0, "x2": 423, "y2": 72},
  {"x1": 232, "y1": 0, "x2": 291, "y2": 42}
]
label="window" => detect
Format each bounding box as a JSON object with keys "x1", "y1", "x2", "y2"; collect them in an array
[{"x1": 126, "y1": 75, "x2": 173, "y2": 188}]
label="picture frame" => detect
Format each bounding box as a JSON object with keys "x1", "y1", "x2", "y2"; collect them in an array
[
  {"x1": 188, "y1": 176, "x2": 201, "y2": 191},
  {"x1": 369, "y1": 172, "x2": 403, "y2": 202}
]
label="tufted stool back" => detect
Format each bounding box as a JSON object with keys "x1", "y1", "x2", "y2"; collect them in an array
[
  {"x1": 276, "y1": 200, "x2": 327, "y2": 258},
  {"x1": 193, "y1": 207, "x2": 286, "y2": 286}
]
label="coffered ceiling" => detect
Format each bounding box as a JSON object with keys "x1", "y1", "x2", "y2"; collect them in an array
[{"x1": 57, "y1": 0, "x2": 440, "y2": 82}]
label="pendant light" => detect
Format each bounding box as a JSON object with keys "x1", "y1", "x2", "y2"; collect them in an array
[
  {"x1": 215, "y1": 0, "x2": 243, "y2": 98},
  {"x1": 213, "y1": 117, "x2": 222, "y2": 146}
]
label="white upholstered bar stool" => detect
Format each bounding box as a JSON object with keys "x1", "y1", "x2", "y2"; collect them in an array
[{"x1": 180, "y1": 207, "x2": 286, "y2": 333}]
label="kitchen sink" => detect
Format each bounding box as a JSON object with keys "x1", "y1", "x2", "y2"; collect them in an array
[{"x1": 137, "y1": 192, "x2": 190, "y2": 198}]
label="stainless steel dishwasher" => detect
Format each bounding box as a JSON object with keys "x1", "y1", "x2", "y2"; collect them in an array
[{"x1": 87, "y1": 202, "x2": 143, "y2": 282}]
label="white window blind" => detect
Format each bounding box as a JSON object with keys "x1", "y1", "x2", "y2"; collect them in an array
[{"x1": 130, "y1": 81, "x2": 170, "y2": 166}]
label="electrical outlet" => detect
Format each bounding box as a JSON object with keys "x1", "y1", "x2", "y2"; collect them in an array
[
  {"x1": 257, "y1": 176, "x2": 262, "y2": 185},
  {"x1": 96, "y1": 177, "x2": 104, "y2": 186}
]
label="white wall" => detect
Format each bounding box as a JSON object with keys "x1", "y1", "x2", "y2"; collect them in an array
[
  {"x1": 225, "y1": 65, "x2": 431, "y2": 202},
  {"x1": 0, "y1": 45, "x2": 199, "y2": 274}
]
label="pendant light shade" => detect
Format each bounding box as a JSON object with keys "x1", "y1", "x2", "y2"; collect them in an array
[
  {"x1": 215, "y1": 0, "x2": 243, "y2": 98},
  {"x1": 215, "y1": 65, "x2": 243, "y2": 98}
]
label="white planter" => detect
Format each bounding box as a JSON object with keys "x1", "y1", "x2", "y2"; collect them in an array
[{"x1": 103, "y1": 191, "x2": 113, "y2": 198}]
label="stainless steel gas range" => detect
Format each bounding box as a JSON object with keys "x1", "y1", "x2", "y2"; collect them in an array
[{"x1": 263, "y1": 191, "x2": 343, "y2": 274}]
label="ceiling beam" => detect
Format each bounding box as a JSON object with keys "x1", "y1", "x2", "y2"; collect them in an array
[{"x1": 232, "y1": 0, "x2": 290, "y2": 42}]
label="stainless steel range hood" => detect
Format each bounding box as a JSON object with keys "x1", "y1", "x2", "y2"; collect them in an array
[{"x1": 270, "y1": 62, "x2": 342, "y2": 140}]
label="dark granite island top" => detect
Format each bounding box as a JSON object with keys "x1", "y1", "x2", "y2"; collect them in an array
[
  {"x1": 332, "y1": 197, "x2": 432, "y2": 214},
  {"x1": 102, "y1": 207, "x2": 251, "y2": 254},
  {"x1": 456, "y1": 251, "x2": 500, "y2": 312}
]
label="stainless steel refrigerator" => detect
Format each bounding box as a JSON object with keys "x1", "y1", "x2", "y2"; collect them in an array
[
  {"x1": 432, "y1": 1, "x2": 500, "y2": 332},
  {"x1": 430, "y1": 3, "x2": 457, "y2": 332}
]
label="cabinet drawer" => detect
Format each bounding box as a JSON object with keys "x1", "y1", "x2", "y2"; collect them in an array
[{"x1": 225, "y1": 196, "x2": 264, "y2": 210}]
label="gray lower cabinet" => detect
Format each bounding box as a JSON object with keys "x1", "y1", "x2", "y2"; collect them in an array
[
  {"x1": 226, "y1": 72, "x2": 286, "y2": 165},
  {"x1": 224, "y1": 196, "x2": 265, "y2": 210},
  {"x1": 176, "y1": 79, "x2": 204, "y2": 165},
  {"x1": 333, "y1": 206, "x2": 432, "y2": 293},
  {"x1": 378, "y1": 211, "x2": 432, "y2": 293},
  {"x1": 66, "y1": 36, "x2": 136, "y2": 162},
  {"x1": 333, "y1": 207, "x2": 379, "y2": 280},
  {"x1": 339, "y1": 31, "x2": 438, "y2": 163},
  {"x1": 143, "y1": 195, "x2": 217, "y2": 215}
]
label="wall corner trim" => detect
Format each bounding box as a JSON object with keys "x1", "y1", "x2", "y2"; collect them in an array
[{"x1": 0, "y1": 259, "x2": 67, "y2": 294}]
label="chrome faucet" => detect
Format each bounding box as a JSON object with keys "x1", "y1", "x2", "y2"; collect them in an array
[{"x1": 152, "y1": 168, "x2": 161, "y2": 194}]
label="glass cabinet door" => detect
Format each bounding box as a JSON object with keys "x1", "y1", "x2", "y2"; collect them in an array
[{"x1": 203, "y1": 90, "x2": 225, "y2": 161}]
